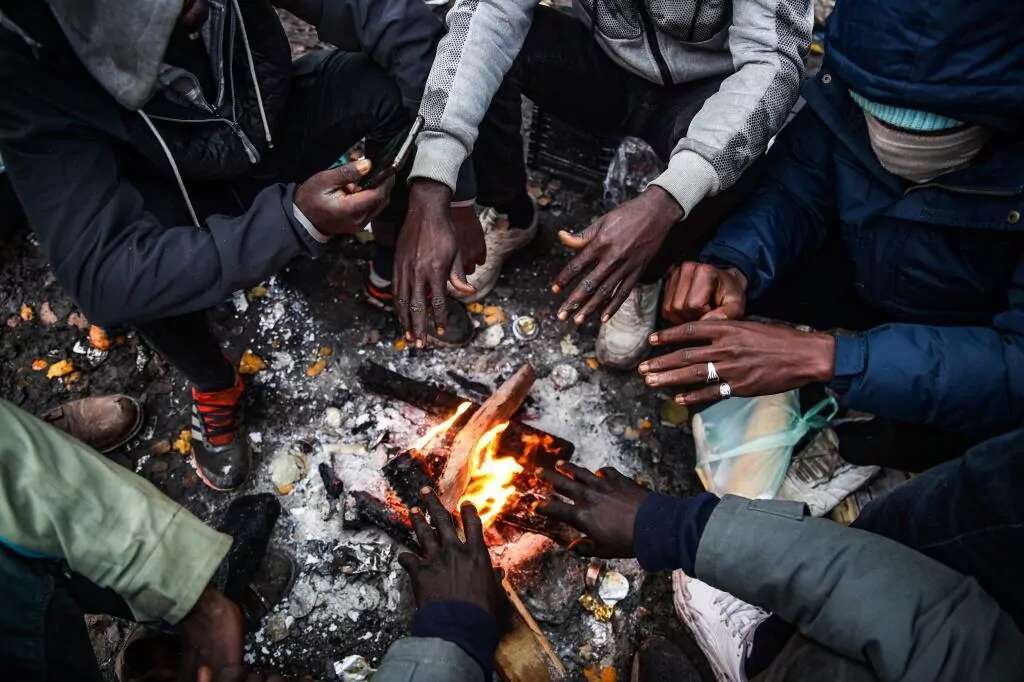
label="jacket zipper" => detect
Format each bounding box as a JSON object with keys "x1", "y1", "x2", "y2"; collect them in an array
[
  {"x1": 147, "y1": 114, "x2": 261, "y2": 164},
  {"x1": 638, "y1": 4, "x2": 673, "y2": 86}
]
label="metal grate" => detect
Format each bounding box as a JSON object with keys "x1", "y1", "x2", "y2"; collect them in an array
[{"x1": 525, "y1": 103, "x2": 618, "y2": 188}]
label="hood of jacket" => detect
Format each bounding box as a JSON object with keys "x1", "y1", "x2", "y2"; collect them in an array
[
  {"x1": 824, "y1": 0, "x2": 1024, "y2": 135},
  {"x1": 46, "y1": 0, "x2": 183, "y2": 110}
]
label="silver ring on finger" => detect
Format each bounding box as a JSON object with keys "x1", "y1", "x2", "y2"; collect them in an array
[
  {"x1": 410, "y1": 301, "x2": 426, "y2": 312},
  {"x1": 719, "y1": 382, "x2": 732, "y2": 398},
  {"x1": 706, "y1": 361, "x2": 719, "y2": 384},
  {"x1": 431, "y1": 296, "x2": 445, "y2": 308}
]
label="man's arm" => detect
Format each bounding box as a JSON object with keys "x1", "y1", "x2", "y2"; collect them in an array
[
  {"x1": 699, "y1": 105, "x2": 836, "y2": 298},
  {"x1": 408, "y1": 0, "x2": 537, "y2": 191},
  {"x1": 698, "y1": 496, "x2": 1024, "y2": 681},
  {"x1": 651, "y1": 0, "x2": 813, "y2": 217},
  {"x1": 277, "y1": 0, "x2": 445, "y2": 112},
  {"x1": 0, "y1": 399, "x2": 231, "y2": 625}
]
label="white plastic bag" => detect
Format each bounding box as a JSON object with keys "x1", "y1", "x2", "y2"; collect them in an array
[{"x1": 692, "y1": 391, "x2": 837, "y2": 499}]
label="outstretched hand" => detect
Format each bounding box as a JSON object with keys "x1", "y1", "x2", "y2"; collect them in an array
[
  {"x1": 294, "y1": 159, "x2": 392, "y2": 236},
  {"x1": 395, "y1": 180, "x2": 484, "y2": 346},
  {"x1": 397, "y1": 487, "x2": 506, "y2": 620},
  {"x1": 551, "y1": 186, "x2": 681, "y2": 325},
  {"x1": 536, "y1": 462, "x2": 651, "y2": 559},
  {"x1": 662, "y1": 262, "x2": 747, "y2": 324}
]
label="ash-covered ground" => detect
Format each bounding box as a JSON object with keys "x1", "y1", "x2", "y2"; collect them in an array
[{"x1": 0, "y1": 12, "x2": 714, "y2": 681}]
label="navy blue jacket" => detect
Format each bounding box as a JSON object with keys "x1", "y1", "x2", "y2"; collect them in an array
[{"x1": 701, "y1": 74, "x2": 1024, "y2": 437}]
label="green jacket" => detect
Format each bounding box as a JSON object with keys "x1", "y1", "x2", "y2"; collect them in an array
[{"x1": 0, "y1": 398, "x2": 231, "y2": 625}]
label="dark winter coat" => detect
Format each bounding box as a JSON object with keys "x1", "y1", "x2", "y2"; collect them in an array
[
  {"x1": 0, "y1": 0, "x2": 442, "y2": 326},
  {"x1": 701, "y1": 82, "x2": 1024, "y2": 437}
]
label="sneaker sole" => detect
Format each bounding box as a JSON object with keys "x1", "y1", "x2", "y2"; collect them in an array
[
  {"x1": 189, "y1": 446, "x2": 252, "y2": 492},
  {"x1": 98, "y1": 396, "x2": 145, "y2": 453},
  {"x1": 459, "y1": 224, "x2": 539, "y2": 303}
]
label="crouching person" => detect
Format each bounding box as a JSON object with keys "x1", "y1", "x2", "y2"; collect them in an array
[
  {"x1": 536, "y1": 459, "x2": 1024, "y2": 681},
  {"x1": 641, "y1": 0, "x2": 1024, "y2": 469},
  {"x1": 0, "y1": 0, "x2": 462, "y2": 491}
]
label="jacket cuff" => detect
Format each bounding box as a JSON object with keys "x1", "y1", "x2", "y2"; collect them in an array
[
  {"x1": 412, "y1": 600, "x2": 498, "y2": 677},
  {"x1": 130, "y1": 508, "x2": 233, "y2": 625},
  {"x1": 699, "y1": 243, "x2": 762, "y2": 297},
  {"x1": 634, "y1": 492, "x2": 720, "y2": 573},
  {"x1": 648, "y1": 150, "x2": 719, "y2": 218},
  {"x1": 828, "y1": 333, "x2": 868, "y2": 395},
  {"x1": 283, "y1": 184, "x2": 328, "y2": 256},
  {"x1": 409, "y1": 131, "x2": 469, "y2": 193}
]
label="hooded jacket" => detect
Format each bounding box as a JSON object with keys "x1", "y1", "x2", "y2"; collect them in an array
[
  {"x1": 0, "y1": 0, "x2": 443, "y2": 327},
  {"x1": 700, "y1": 2, "x2": 1024, "y2": 437},
  {"x1": 408, "y1": 0, "x2": 813, "y2": 219}
]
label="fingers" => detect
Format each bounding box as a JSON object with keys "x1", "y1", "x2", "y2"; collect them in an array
[
  {"x1": 649, "y1": 321, "x2": 732, "y2": 346},
  {"x1": 538, "y1": 467, "x2": 587, "y2": 501},
  {"x1": 552, "y1": 247, "x2": 599, "y2": 297},
  {"x1": 683, "y1": 265, "x2": 716, "y2": 319},
  {"x1": 408, "y1": 506, "x2": 439, "y2": 557},
  {"x1": 324, "y1": 158, "x2": 372, "y2": 187},
  {"x1": 638, "y1": 346, "x2": 718, "y2": 374},
  {"x1": 394, "y1": 268, "x2": 412, "y2": 340},
  {"x1": 342, "y1": 186, "x2": 388, "y2": 222},
  {"x1": 599, "y1": 268, "x2": 641, "y2": 323},
  {"x1": 556, "y1": 460, "x2": 603, "y2": 487},
  {"x1": 397, "y1": 551, "x2": 421, "y2": 576},
  {"x1": 661, "y1": 266, "x2": 682, "y2": 321},
  {"x1": 556, "y1": 222, "x2": 598, "y2": 251},
  {"x1": 559, "y1": 260, "x2": 616, "y2": 323},
  {"x1": 448, "y1": 250, "x2": 476, "y2": 296},
  {"x1": 198, "y1": 666, "x2": 214, "y2": 682},
  {"x1": 460, "y1": 501, "x2": 487, "y2": 551},
  {"x1": 410, "y1": 280, "x2": 428, "y2": 348},
  {"x1": 702, "y1": 292, "x2": 745, "y2": 321},
  {"x1": 429, "y1": 271, "x2": 448, "y2": 337},
  {"x1": 675, "y1": 383, "x2": 727, "y2": 406},
  {"x1": 420, "y1": 487, "x2": 459, "y2": 545},
  {"x1": 536, "y1": 498, "x2": 579, "y2": 525},
  {"x1": 595, "y1": 466, "x2": 630, "y2": 483},
  {"x1": 642, "y1": 364, "x2": 709, "y2": 389}
]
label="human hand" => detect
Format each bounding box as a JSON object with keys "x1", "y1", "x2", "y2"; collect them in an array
[
  {"x1": 551, "y1": 186, "x2": 681, "y2": 325},
  {"x1": 662, "y1": 263, "x2": 747, "y2": 324},
  {"x1": 177, "y1": 586, "x2": 244, "y2": 681},
  {"x1": 294, "y1": 159, "x2": 391, "y2": 236},
  {"x1": 536, "y1": 462, "x2": 650, "y2": 558},
  {"x1": 640, "y1": 321, "x2": 836, "y2": 405},
  {"x1": 196, "y1": 665, "x2": 292, "y2": 682},
  {"x1": 395, "y1": 180, "x2": 481, "y2": 346},
  {"x1": 397, "y1": 487, "x2": 505, "y2": 620}
]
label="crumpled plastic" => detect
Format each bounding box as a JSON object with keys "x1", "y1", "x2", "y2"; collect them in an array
[{"x1": 602, "y1": 136, "x2": 664, "y2": 208}]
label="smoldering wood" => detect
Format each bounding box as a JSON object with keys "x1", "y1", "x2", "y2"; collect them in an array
[
  {"x1": 357, "y1": 361, "x2": 575, "y2": 464},
  {"x1": 439, "y1": 364, "x2": 537, "y2": 510},
  {"x1": 498, "y1": 577, "x2": 567, "y2": 681},
  {"x1": 381, "y1": 450, "x2": 435, "y2": 510},
  {"x1": 318, "y1": 460, "x2": 345, "y2": 500},
  {"x1": 343, "y1": 491, "x2": 415, "y2": 547}
]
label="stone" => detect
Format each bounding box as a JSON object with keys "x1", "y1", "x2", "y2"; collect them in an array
[
  {"x1": 334, "y1": 655, "x2": 376, "y2": 681},
  {"x1": 288, "y1": 580, "x2": 320, "y2": 619},
  {"x1": 551, "y1": 363, "x2": 579, "y2": 389},
  {"x1": 264, "y1": 612, "x2": 291, "y2": 643},
  {"x1": 478, "y1": 323, "x2": 504, "y2": 348},
  {"x1": 324, "y1": 407, "x2": 343, "y2": 429}
]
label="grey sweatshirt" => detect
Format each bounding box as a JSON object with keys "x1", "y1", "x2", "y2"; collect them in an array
[{"x1": 411, "y1": 0, "x2": 812, "y2": 217}]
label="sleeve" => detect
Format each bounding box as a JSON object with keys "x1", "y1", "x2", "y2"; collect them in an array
[
  {"x1": 829, "y1": 303, "x2": 1024, "y2": 438},
  {"x1": 697, "y1": 496, "x2": 1024, "y2": 681},
  {"x1": 313, "y1": 0, "x2": 445, "y2": 111},
  {"x1": 0, "y1": 92, "x2": 323, "y2": 328},
  {"x1": 699, "y1": 105, "x2": 836, "y2": 298},
  {"x1": 0, "y1": 400, "x2": 231, "y2": 626},
  {"x1": 650, "y1": 0, "x2": 813, "y2": 217},
  {"x1": 374, "y1": 636, "x2": 489, "y2": 682},
  {"x1": 632, "y1": 492, "x2": 720, "y2": 574},
  {"x1": 408, "y1": 0, "x2": 537, "y2": 192}
]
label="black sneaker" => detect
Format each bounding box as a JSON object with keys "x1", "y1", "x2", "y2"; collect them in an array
[{"x1": 190, "y1": 373, "x2": 250, "y2": 491}]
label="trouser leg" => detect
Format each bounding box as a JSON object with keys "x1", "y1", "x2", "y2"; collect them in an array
[
  {"x1": 0, "y1": 546, "x2": 104, "y2": 682},
  {"x1": 135, "y1": 311, "x2": 235, "y2": 392},
  {"x1": 474, "y1": 5, "x2": 633, "y2": 212}
]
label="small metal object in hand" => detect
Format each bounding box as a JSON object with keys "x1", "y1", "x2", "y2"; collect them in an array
[
  {"x1": 719, "y1": 382, "x2": 732, "y2": 398},
  {"x1": 706, "y1": 361, "x2": 719, "y2": 383}
]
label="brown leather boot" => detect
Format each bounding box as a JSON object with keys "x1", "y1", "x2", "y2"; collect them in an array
[{"x1": 42, "y1": 394, "x2": 144, "y2": 453}]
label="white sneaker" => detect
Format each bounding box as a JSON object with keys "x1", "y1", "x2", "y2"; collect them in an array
[
  {"x1": 460, "y1": 201, "x2": 539, "y2": 303},
  {"x1": 672, "y1": 570, "x2": 768, "y2": 682},
  {"x1": 596, "y1": 279, "x2": 660, "y2": 369}
]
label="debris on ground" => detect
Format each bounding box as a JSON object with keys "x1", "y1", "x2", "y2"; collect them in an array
[
  {"x1": 89, "y1": 325, "x2": 112, "y2": 351},
  {"x1": 46, "y1": 358, "x2": 75, "y2": 379},
  {"x1": 238, "y1": 349, "x2": 267, "y2": 375}
]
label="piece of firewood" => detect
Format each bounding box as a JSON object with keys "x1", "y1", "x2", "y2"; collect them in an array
[
  {"x1": 496, "y1": 576, "x2": 566, "y2": 681},
  {"x1": 438, "y1": 364, "x2": 536, "y2": 510},
  {"x1": 381, "y1": 450, "x2": 436, "y2": 510}
]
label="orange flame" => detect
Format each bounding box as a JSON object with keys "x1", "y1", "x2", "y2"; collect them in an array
[
  {"x1": 460, "y1": 421, "x2": 523, "y2": 527},
  {"x1": 412, "y1": 401, "x2": 472, "y2": 453}
]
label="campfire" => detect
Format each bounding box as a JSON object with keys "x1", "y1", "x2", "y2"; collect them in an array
[{"x1": 343, "y1": 362, "x2": 575, "y2": 680}]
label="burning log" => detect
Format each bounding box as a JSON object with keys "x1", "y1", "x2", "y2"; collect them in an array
[
  {"x1": 438, "y1": 364, "x2": 536, "y2": 510},
  {"x1": 357, "y1": 361, "x2": 574, "y2": 463},
  {"x1": 342, "y1": 491, "x2": 415, "y2": 547},
  {"x1": 381, "y1": 451, "x2": 435, "y2": 510}
]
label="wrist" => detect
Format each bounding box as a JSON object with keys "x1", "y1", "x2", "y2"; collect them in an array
[
  {"x1": 804, "y1": 332, "x2": 837, "y2": 383},
  {"x1": 642, "y1": 185, "x2": 685, "y2": 224},
  {"x1": 410, "y1": 178, "x2": 454, "y2": 208}
]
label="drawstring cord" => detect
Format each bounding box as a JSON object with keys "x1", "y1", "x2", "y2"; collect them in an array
[
  {"x1": 138, "y1": 110, "x2": 201, "y2": 228},
  {"x1": 231, "y1": 0, "x2": 273, "y2": 149}
]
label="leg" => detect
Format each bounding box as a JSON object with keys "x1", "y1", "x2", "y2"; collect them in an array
[
  {"x1": 853, "y1": 427, "x2": 1024, "y2": 628},
  {"x1": 0, "y1": 547, "x2": 103, "y2": 682},
  {"x1": 475, "y1": 5, "x2": 634, "y2": 215},
  {"x1": 135, "y1": 310, "x2": 235, "y2": 392}
]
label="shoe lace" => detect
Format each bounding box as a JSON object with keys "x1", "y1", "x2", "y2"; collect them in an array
[{"x1": 194, "y1": 388, "x2": 242, "y2": 444}]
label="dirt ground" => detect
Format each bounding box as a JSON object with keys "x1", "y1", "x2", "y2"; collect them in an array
[{"x1": 0, "y1": 11, "x2": 714, "y2": 682}]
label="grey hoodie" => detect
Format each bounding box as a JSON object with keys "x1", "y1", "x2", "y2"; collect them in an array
[{"x1": 411, "y1": 0, "x2": 812, "y2": 218}]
